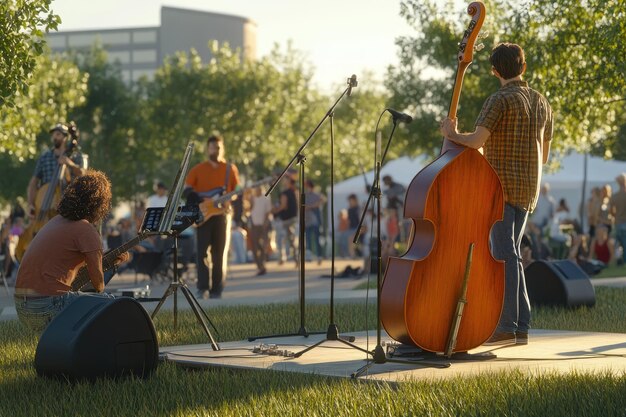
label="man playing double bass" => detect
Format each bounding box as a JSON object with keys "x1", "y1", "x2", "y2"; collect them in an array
[
  {"x1": 440, "y1": 42, "x2": 553, "y2": 346},
  {"x1": 15, "y1": 123, "x2": 86, "y2": 261},
  {"x1": 26, "y1": 123, "x2": 85, "y2": 218}
]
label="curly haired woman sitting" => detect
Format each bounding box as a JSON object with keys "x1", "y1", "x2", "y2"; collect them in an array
[{"x1": 14, "y1": 170, "x2": 129, "y2": 333}]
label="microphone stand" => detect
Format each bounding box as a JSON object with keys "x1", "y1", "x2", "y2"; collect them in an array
[
  {"x1": 248, "y1": 75, "x2": 358, "y2": 343},
  {"x1": 351, "y1": 115, "x2": 450, "y2": 378}
]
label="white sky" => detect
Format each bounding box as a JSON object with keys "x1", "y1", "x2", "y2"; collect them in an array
[{"x1": 48, "y1": 0, "x2": 416, "y2": 91}]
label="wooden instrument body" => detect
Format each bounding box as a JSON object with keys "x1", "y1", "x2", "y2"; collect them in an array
[
  {"x1": 198, "y1": 197, "x2": 227, "y2": 225},
  {"x1": 379, "y1": 1, "x2": 504, "y2": 353},
  {"x1": 15, "y1": 182, "x2": 62, "y2": 261},
  {"x1": 380, "y1": 146, "x2": 504, "y2": 352},
  {"x1": 195, "y1": 176, "x2": 274, "y2": 227}
]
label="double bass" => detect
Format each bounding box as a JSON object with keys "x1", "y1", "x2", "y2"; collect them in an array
[
  {"x1": 380, "y1": 1, "x2": 505, "y2": 354},
  {"x1": 15, "y1": 127, "x2": 80, "y2": 261}
]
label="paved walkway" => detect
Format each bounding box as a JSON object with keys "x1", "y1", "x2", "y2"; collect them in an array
[
  {"x1": 3, "y1": 261, "x2": 626, "y2": 322},
  {"x1": 0, "y1": 258, "x2": 370, "y2": 321}
]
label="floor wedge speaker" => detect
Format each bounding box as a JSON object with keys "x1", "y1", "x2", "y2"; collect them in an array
[
  {"x1": 525, "y1": 260, "x2": 596, "y2": 308},
  {"x1": 35, "y1": 296, "x2": 158, "y2": 380}
]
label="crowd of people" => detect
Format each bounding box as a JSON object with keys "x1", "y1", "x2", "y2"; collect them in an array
[{"x1": 524, "y1": 176, "x2": 626, "y2": 275}]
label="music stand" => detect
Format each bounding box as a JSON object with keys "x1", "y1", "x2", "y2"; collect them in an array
[{"x1": 148, "y1": 142, "x2": 220, "y2": 350}]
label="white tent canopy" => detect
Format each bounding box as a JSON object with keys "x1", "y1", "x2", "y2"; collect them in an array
[
  {"x1": 329, "y1": 152, "x2": 626, "y2": 232},
  {"x1": 541, "y1": 152, "x2": 626, "y2": 228},
  {"x1": 328, "y1": 155, "x2": 430, "y2": 228}
]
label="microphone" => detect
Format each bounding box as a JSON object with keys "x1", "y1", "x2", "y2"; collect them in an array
[
  {"x1": 386, "y1": 108, "x2": 413, "y2": 124},
  {"x1": 347, "y1": 74, "x2": 358, "y2": 96}
]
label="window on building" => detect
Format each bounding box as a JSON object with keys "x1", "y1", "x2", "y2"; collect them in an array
[
  {"x1": 68, "y1": 34, "x2": 97, "y2": 48},
  {"x1": 133, "y1": 30, "x2": 157, "y2": 44},
  {"x1": 47, "y1": 35, "x2": 67, "y2": 49},
  {"x1": 107, "y1": 50, "x2": 131, "y2": 64},
  {"x1": 100, "y1": 32, "x2": 131, "y2": 45},
  {"x1": 132, "y1": 49, "x2": 157, "y2": 64}
]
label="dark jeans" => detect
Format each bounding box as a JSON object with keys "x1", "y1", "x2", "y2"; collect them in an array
[
  {"x1": 305, "y1": 225, "x2": 322, "y2": 259},
  {"x1": 250, "y1": 223, "x2": 269, "y2": 270},
  {"x1": 615, "y1": 222, "x2": 626, "y2": 264},
  {"x1": 195, "y1": 214, "x2": 230, "y2": 294},
  {"x1": 491, "y1": 203, "x2": 530, "y2": 334}
]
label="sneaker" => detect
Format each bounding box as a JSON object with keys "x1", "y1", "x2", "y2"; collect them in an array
[
  {"x1": 516, "y1": 331, "x2": 528, "y2": 345},
  {"x1": 209, "y1": 291, "x2": 222, "y2": 299},
  {"x1": 256, "y1": 268, "x2": 267, "y2": 276},
  {"x1": 483, "y1": 331, "x2": 516, "y2": 346}
]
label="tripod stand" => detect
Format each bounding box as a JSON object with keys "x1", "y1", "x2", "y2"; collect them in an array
[
  {"x1": 151, "y1": 230, "x2": 220, "y2": 351},
  {"x1": 249, "y1": 75, "x2": 358, "y2": 345},
  {"x1": 351, "y1": 113, "x2": 451, "y2": 377}
]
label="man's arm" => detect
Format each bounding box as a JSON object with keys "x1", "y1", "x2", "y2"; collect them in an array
[
  {"x1": 27, "y1": 176, "x2": 39, "y2": 206},
  {"x1": 84, "y1": 250, "x2": 105, "y2": 293},
  {"x1": 440, "y1": 118, "x2": 491, "y2": 149},
  {"x1": 272, "y1": 194, "x2": 287, "y2": 214},
  {"x1": 542, "y1": 140, "x2": 551, "y2": 164},
  {"x1": 58, "y1": 155, "x2": 84, "y2": 177},
  {"x1": 26, "y1": 176, "x2": 39, "y2": 217}
]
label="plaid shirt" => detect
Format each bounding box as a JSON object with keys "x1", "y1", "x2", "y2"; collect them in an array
[
  {"x1": 34, "y1": 149, "x2": 84, "y2": 186},
  {"x1": 475, "y1": 80, "x2": 553, "y2": 211}
]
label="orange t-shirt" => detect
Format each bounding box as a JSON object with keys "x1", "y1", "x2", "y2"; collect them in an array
[
  {"x1": 16, "y1": 215, "x2": 102, "y2": 295},
  {"x1": 185, "y1": 161, "x2": 240, "y2": 194}
]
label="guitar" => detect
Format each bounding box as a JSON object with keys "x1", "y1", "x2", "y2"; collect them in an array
[
  {"x1": 195, "y1": 176, "x2": 275, "y2": 226},
  {"x1": 71, "y1": 205, "x2": 202, "y2": 291},
  {"x1": 71, "y1": 232, "x2": 157, "y2": 291}
]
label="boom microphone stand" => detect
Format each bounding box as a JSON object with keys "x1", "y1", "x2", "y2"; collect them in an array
[
  {"x1": 248, "y1": 75, "x2": 359, "y2": 344},
  {"x1": 351, "y1": 111, "x2": 450, "y2": 377}
]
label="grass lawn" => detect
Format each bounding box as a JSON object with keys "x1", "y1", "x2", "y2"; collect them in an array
[
  {"x1": 1, "y1": 288, "x2": 626, "y2": 416},
  {"x1": 354, "y1": 262, "x2": 626, "y2": 290},
  {"x1": 593, "y1": 263, "x2": 626, "y2": 278}
]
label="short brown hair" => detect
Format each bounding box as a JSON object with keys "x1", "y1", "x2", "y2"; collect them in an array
[
  {"x1": 57, "y1": 170, "x2": 112, "y2": 223},
  {"x1": 207, "y1": 133, "x2": 223, "y2": 145},
  {"x1": 490, "y1": 43, "x2": 525, "y2": 80}
]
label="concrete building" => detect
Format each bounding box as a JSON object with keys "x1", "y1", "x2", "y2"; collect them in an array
[{"x1": 46, "y1": 6, "x2": 257, "y2": 84}]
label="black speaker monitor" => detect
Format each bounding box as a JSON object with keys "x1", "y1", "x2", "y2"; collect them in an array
[
  {"x1": 525, "y1": 260, "x2": 596, "y2": 308},
  {"x1": 35, "y1": 296, "x2": 159, "y2": 380}
]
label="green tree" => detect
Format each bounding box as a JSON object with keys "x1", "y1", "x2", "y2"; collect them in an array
[
  {"x1": 0, "y1": 54, "x2": 88, "y2": 204},
  {"x1": 387, "y1": 0, "x2": 626, "y2": 158},
  {"x1": 0, "y1": 0, "x2": 61, "y2": 107},
  {"x1": 142, "y1": 43, "x2": 387, "y2": 191},
  {"x1": 68, "y1": 45, "x2": 145, "y2": 203}
]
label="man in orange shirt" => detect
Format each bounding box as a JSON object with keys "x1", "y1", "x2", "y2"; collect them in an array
[{"x1": 185, "y1": 134, "x2": 240, "y2": 299}]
